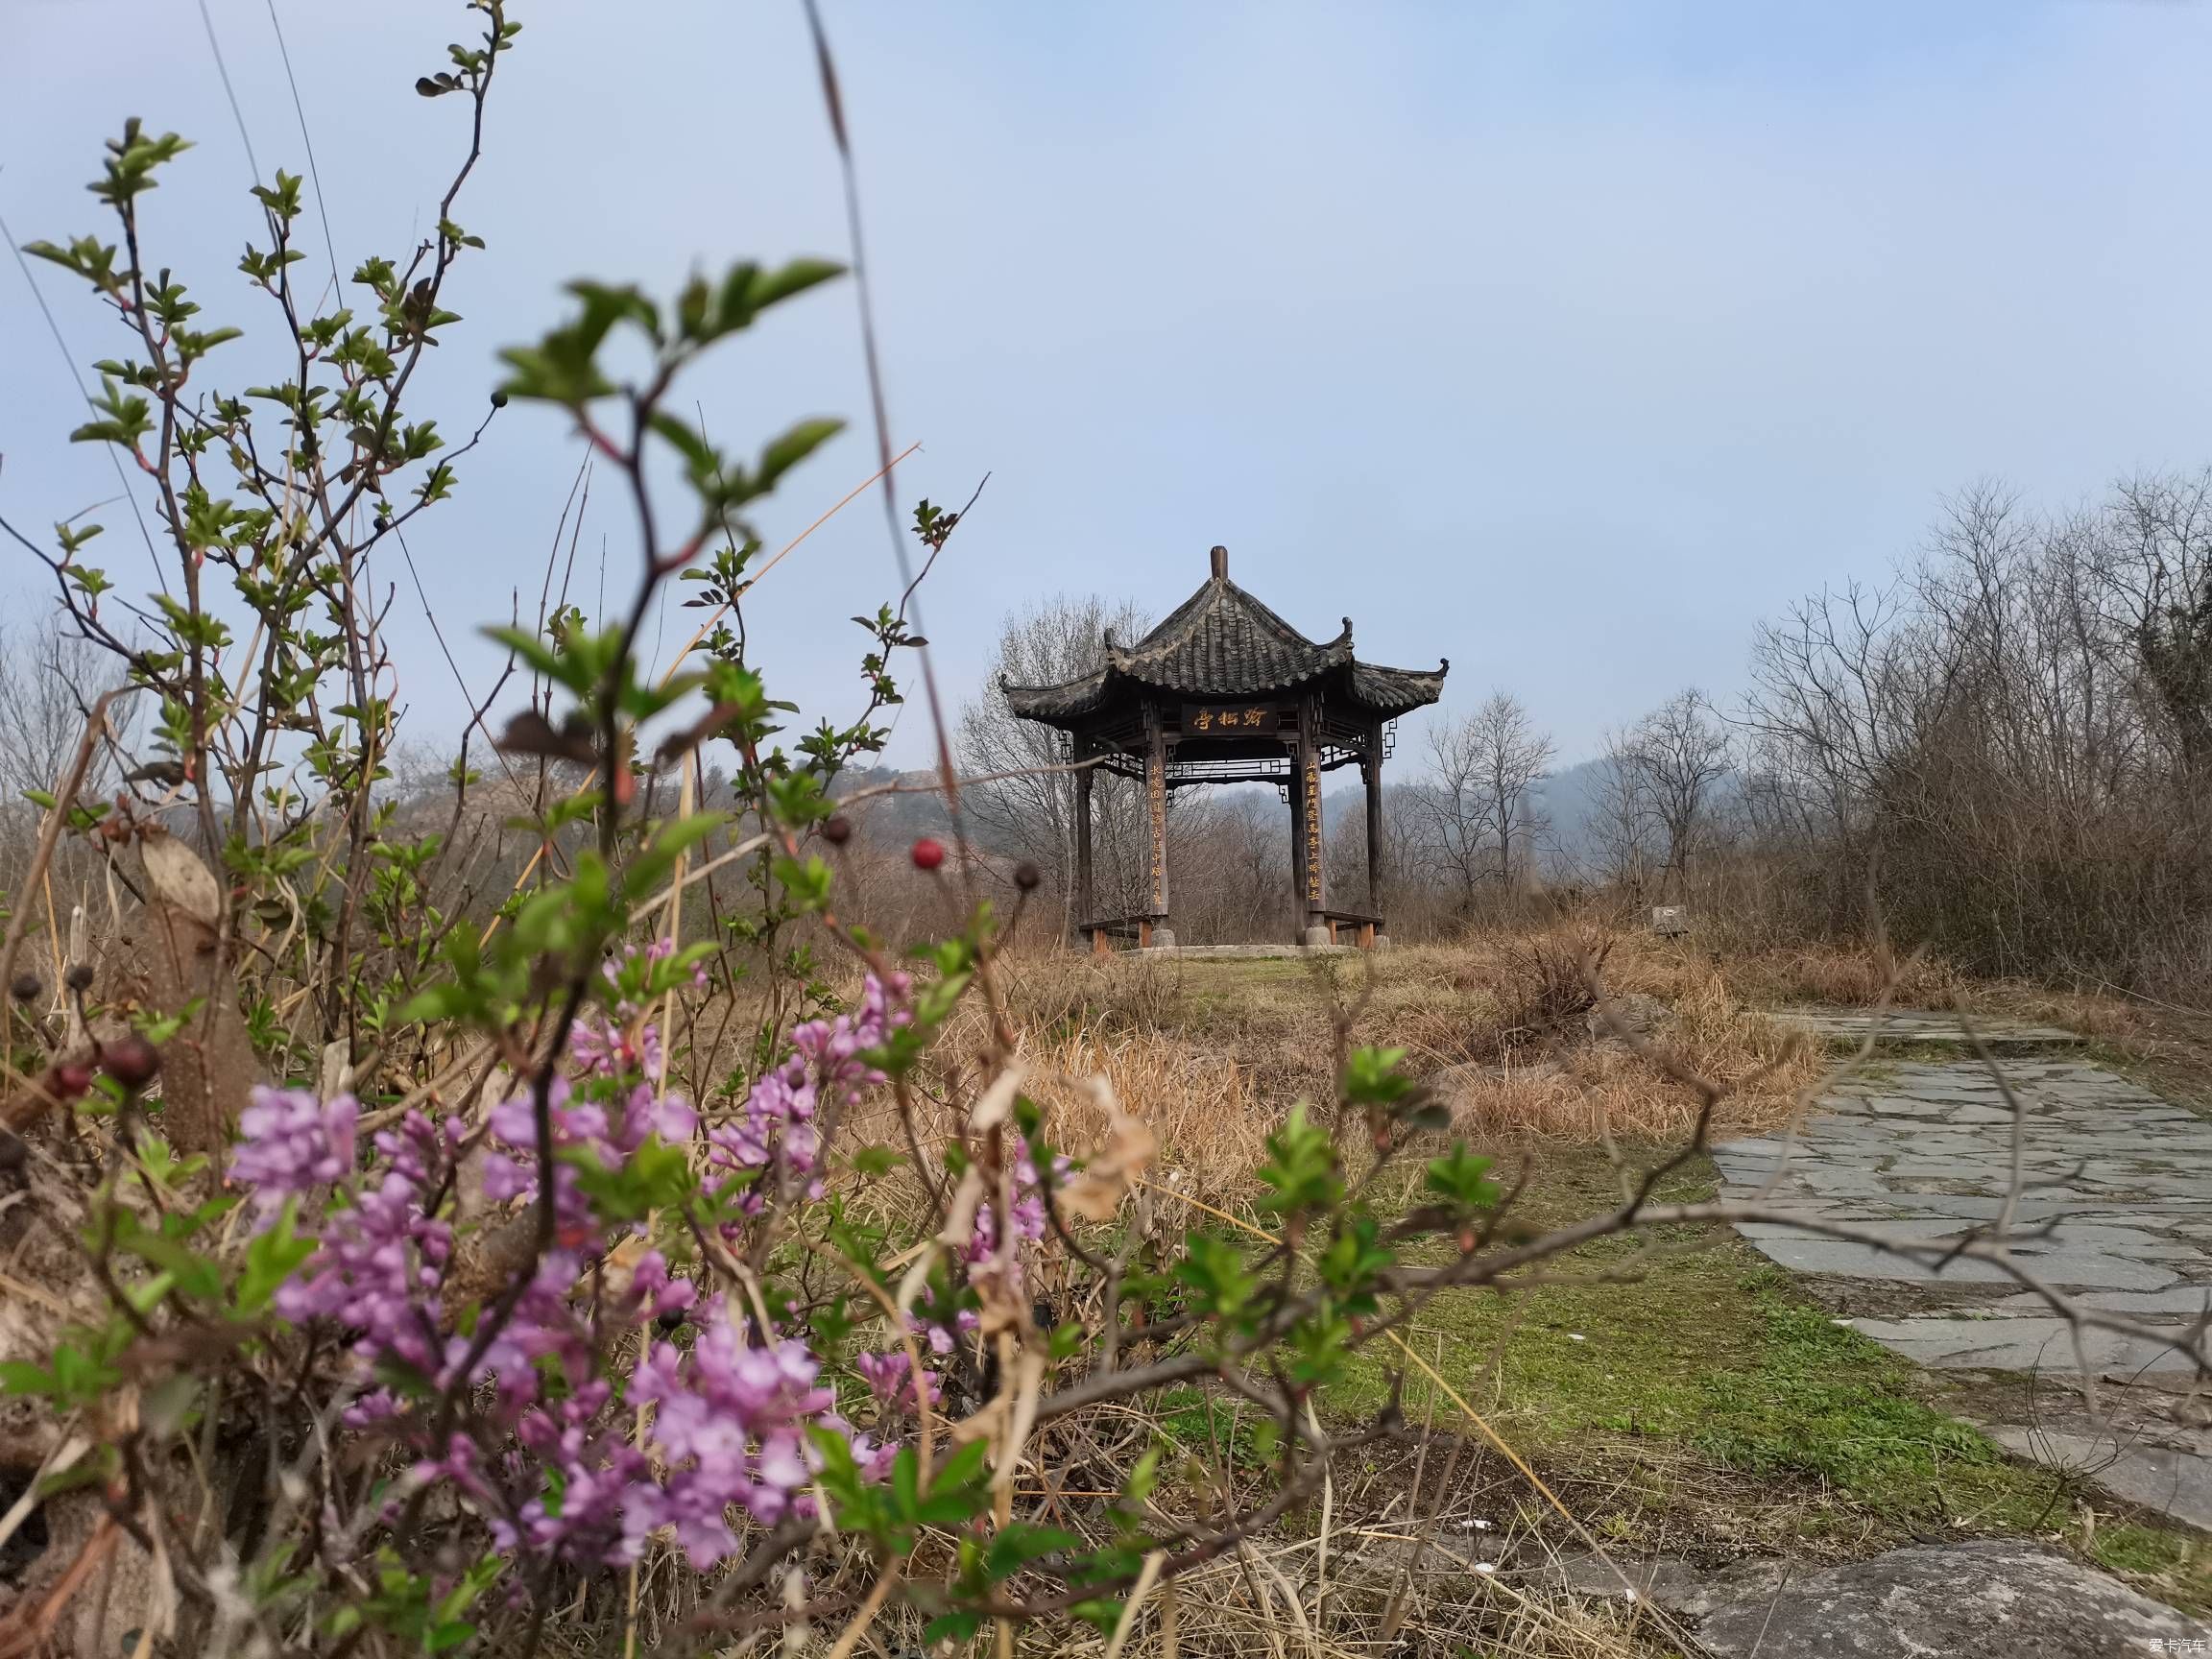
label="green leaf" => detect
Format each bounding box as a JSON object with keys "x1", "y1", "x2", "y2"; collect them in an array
[
  {"x1": 237, "y1": 1200, "x2": 316, "y2": 1315},
  {"x1": 850, "y1": 1143, "x2": 903, "y2": 1180},
  {"x1": 646, "y1": 410, "x2": 718, "y2": 481},
  {"x1": 1256, "y1": 1102, "x2": 1341, "y2": 1215},
  {"x1": 923, "y1": 1611, "x2": 983, "y2": 1645},
  {"x1": 750, "y1": 256, "x2": 844, "y2": 312},
  {"x1": 1424, "y1": 1143, "x2": 1500, "y2": 1214},
  {"x1": 985, "y1": 1522, "x2": 1082, "y2": 1579},
  {"x1": 1342, "y1": 1045, "x2": 1413, "y2": 1108},
  {"x1": 931, "y1": 1435, "x2": 991, "y2": 1494},
  {"x1": 754, "y1": 417, "x2": 844, "y2": 492},
  {"x1": 891, "y1": 1445, "x2": 920, "y2": 1519},
  {"x1": 481, "y1": 625, "x2": 599, "y2": 697}
]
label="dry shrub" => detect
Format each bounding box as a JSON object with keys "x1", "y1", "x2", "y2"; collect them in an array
[
  {"x1": 977, "y1": 925, "x2": 1826, "y2": 1152},
  {"x1": 836, "y1": 955, "x2": 1271, "y2": 1212},
  {"x1": 1015, "y1": 1017, "x2": 1267, "y2": 1214},
  {"x1": 1411, "y1": 926, "x2": 1823, "y2": 1142},
  {"x1": 1717, "y1": 939, "x2": 1973, "y2": 1010}
]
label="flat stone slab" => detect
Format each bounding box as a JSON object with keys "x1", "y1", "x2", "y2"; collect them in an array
[
  {"x1": 1852, "y1": 1314, "x2": 2197, "y2": 1374},
  {"x1": 1767, "y1": 1005, "x2": 2087, "y2": 1047},
  {"x1": 1717, "y1": 1053, "x2": 2212, "y2": 1528},
  {"x1": 1989, "y1": 1428, "x2": 2212, "y2": 1533},
  {"x1": 1694, "y1": 1538, "x2": 2209, "y2": 1656}
]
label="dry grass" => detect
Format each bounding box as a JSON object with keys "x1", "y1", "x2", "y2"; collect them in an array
[
  {"x1": 1707, "y1": 938, "x2": 1975, "y2": 1010},
  {"x1": 975, "y1": 926, "x2": 1825, "y2": 1158},
  {"x1": 1714, "y1": 937, "x2": 2152, "y2": 1042}
]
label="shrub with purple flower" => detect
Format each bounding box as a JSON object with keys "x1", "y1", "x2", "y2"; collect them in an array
[
  {"x1": 705, "y1": 972, "x2": 910, "y2": 1218},
  {"x1": 218, "y1": 953, "x2": 927, "y2": 1578}
]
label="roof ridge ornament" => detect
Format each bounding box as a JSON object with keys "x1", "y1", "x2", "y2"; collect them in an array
[{"x1": 1210, "y1": 544, "x2": 1228, "y2": 580}]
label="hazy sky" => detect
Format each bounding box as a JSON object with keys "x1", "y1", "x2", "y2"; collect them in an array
[{"x1": 5, "y1": 1, "x2": 2210, "y2": 769}]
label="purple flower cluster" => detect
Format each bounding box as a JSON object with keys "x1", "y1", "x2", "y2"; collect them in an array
[
  {"x1": 228, "y1": 1086, "x2": 358, "y2": 1225},
  {"x1": 855, "y1": 1348, "x2": 940, "y2": 1413},
  {"x1": 627, "y1": 1298, "x2": 851, "y2": 1564},
  {"x1": 222, "y1": 954, "x2": 945, "y2": 1575},
  {"x1": 480, "y1": 1074, "x2": 699, "y2": 1248},
  {"x1": 706, "y1": 973, "x2": 910, "y2": 1217},
  {"x1": 272, "y1": 1108, "x2": 458, "y2": 1394}
]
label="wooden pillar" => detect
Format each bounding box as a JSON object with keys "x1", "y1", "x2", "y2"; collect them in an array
[
  {"x1": 1287, "y1": 760, "x2": 1309, "y2": 942},
  {"x1": 1143, "y1": 703, "x2": 1172, "y2": 945},
  {"x1": 1074, "y1": 757, "x2": 1094, "y2": 936},
  {"x1": 1363, "y1": 729, "x2": 1384, "y2": 917},
  {"x1": 1298, "y1": 703, "x2": 1325, "y2": 943}
]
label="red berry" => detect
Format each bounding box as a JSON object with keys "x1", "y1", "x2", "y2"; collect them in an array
[
  {"x1": 910, "y1": 836, "x2": 945, "y2": 872},
  {"x1": 822, "y1": 814, "x2": 853, "y2": 847}
]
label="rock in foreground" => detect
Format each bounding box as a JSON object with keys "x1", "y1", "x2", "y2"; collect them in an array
[{"x1": 1695, "y1": 1538, "x2": 2207, "y2": 1657}]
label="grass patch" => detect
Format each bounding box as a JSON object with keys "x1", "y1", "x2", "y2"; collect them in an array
[
  {"x1": 1312, "y1": 1145, "x2": 2209, "y2": 1608},
  {"x1": 1690, "y1": 1299, "x2": 2003, "y2": 1500}
]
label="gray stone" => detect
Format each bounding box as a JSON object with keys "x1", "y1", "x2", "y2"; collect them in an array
[
  {"x1": 1527, "y1": 1551, "x2": 1790, "y2": 1620},
  {"x1": 1992, "y1": 1286, "x2": 2212, "y2": 1315},
  {"x1": 1850, "y1": 1314, "x2": 2196, "y2": 1374},
  {"x1": 1768, "y1": 1006, "x2": 2090, "y2": 1048},
  {"x1": 1743, "y1": 1237, "x2": 2176, "y2": 1290},
  {"x1": 1988, "y1": 1428, "x2": 2212, "y2": 1531},
  {"x1": 1693, "y1": 1538, "x2": 2208, "y2": 1657}
]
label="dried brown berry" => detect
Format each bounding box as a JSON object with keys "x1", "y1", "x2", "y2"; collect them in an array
[
  {"x1": 910, "y1": 836, "x2": 945, "y2": 872},
  {"x1": 10, "y1": 972, "x2": 41, "y2": 1003},
  {"x1": 63, "y1": 962, "x2": 94, "y2": 993},
  {"x1": 821, "y1": 814, "x2": 853, "y2": 847},
  {"x1": 0, "y1": 1130, "x2": 25, "y2": 1171},
  {"x1": 490, "y1": 389, "x2": 509, "y2": 408},
  {"x1": 1013, "y1": 860, "x2": 1043, "y2": 893},
  {"x1": 100, "y1": 1034, "x2": 161, "y2": 1091}
]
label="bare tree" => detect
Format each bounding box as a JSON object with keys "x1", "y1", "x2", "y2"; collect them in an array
[
  {"x1": 1408, "y1": 692, "x2": 1554, "y2": 908},
  {"x1": 1614, "y1": 689, "x2": 1732, "y2": 898},
  {"x1": 0, "y1": 620, "x2": 132, "y2": 808},
  {"x1": 1169, "y1": 787, "x2": 1290, "y2": 943},
  {"x1": 1737, "y1": 470, "x2": 2212, "y2": 988},
  {"x1": 1590, "y1": 727, "x2": 1661, "y2": 897},
  {"x1": 955, "y1": 593, "x2": 1149, "y2": 929},
  {"x1": 0, "y1": 620, "x2": 139, "y2": 902}
]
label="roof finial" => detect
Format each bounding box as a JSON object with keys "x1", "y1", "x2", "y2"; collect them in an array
[{"x1": 1210, "y1": 544, "x2": 1228, "y2": 580}]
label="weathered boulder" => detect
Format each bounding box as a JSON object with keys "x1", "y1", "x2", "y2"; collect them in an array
[{"x1": 1695, "y1": 1538, "x2": 2208, "y2": 1658}]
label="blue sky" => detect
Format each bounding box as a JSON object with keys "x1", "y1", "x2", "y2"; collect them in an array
[{"x1": 5, "y1": 1, "x2": 2209, "y2": 767}]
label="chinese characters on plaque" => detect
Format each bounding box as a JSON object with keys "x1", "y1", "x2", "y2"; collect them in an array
[
  {"x1": 1303, "y1": 752, "x2": 1323, "y2": 904},
  {"x1": 1180, "y1": 705, "x2": 1279, "y2": 734}
]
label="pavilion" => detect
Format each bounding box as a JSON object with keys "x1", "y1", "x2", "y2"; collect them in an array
[{"x1": 1003, "y1": 545, "x2": 1448, "y2": 950}]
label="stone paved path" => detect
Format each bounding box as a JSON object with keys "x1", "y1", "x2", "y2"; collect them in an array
[
  {"x1": 1714, "y1": 1033, "x2": 2212, "y2": 1531},
  {"x1": 1765, "y1": 1004, "x2": 2088, "y2": 1047}
]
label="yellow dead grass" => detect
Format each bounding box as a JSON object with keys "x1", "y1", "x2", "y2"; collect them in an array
[{"x1": 971, "y1": 924, "x2": 1826, "y2": 1175}]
